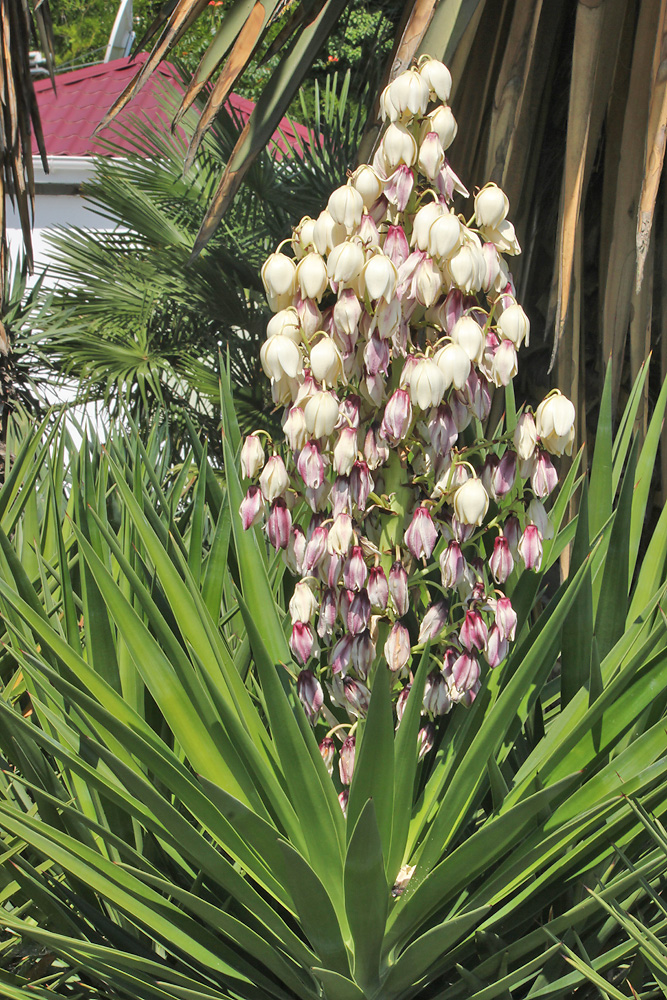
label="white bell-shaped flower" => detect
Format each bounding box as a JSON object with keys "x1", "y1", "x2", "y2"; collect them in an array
[
  {"x1": 304, "y1": 391, "x2": 339, "y2": 438},
  {"x1": 447, "y1": 243, "x2": 484, "y2": 293},
  {"x1": 434, "y1": 342, "x2": 471, "y2": 390},
  {"x1": 474, "y1": 183, "x2": 510, "y2": 229},
  {"x1": 327, "y1": 240, "x2": 365, "y2": 285},
  {"x1": 422, "y1": 105, "x2": 457, "y2": 149},
  {"x1": 361, "y1": 252, "x2": 398, "y2": 302},
  {"x1": 428, "y1": 212, "x2": 462, "y2": 260},
  {"x1": 412, "y1": 201, "x2": 444, "y2": 250},
  {"x1": 350, "y1": 165, "x2": 384, "y2": 208},
  {"x1": 292, "y1": 216, "x2": 316, "y2": 258},
  {"x1": 313, "y1": 209, "x2": 346, "y2": 255},
  {"x1": 310, "y1": 336, "x2": 344, "y2": 386},
  {"x1": 328, "y1": 184, "x2": 364, "y2": 231},
  {"x1": 451, "y1": 315, "x2": 485, "y2": 364},
  {"x1": 409, "y1": 358, "x2": 445, "y2": 409},
  {"x1": 453, "y1": 477, "x2": 489, "y2": 526},
  {"x1": 266, "y1": 308, "x2": 301, "y2": 343},
  {"x1": 261, "y1": 252, "x2": 296, "y2": 310},
  {"x1": 496, "y1": 302, "x2": 530, "y2": 348},
  {"x1": 481, "y1": 219, "x2": 521, "y2": 255},
  {"x1": 419, "y1": 57, "x2": 452, "y2": 102},
  {"x1": 381, "y1": 123, "x2": 418, "y2": 170},
  {"x1": 535, "y1": 391, "x2": 576, "y2": 456},
  {"x1": 388, "y1": 68, "x2": 430, "y2": 118},
  {"x1": 296, "y1": 252, "x2": 328, "y2": 301},
  {"x1": 260, "y1": 334, "x2": 302, "y2": 381}
]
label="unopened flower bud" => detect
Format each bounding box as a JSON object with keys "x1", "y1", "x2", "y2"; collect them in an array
[
  {"x1": 451, "y1": 651, "x2": 480, "y2": 692},
  {"x1": 440, "y1": 540, "x2": 465, "y2": 588},
  {"x1": 385, "y1": 621, "x2": 411, "y2": 672},
  {"x1": 460, "y1": 609, "x2": 488, "y2": 652},
  {"x1": 297, "y1": 441, "x2": 324, "y2": 489},
  {"x1": 339, "y1": 735, "x2": 356, "y2": 783},
  {"x1": 490, "y1": 338, "x2": 518, "y2": 386},
  {"x1": 485, "y1": 625, "x2": 508, "y2": 668},
  {"x1": 418, "y1": 721, "x2": 435, "y2": 758},
  {"x1": 296, "y1": 668, "x2": 323, "y2": 719},
  {"x1": 380, "y1": 389, "x2": 413, "y2": 444},
  {"x1": 267, "y1": 499, "x2": 291, "y2": 550},
  {"x1": 453, "y1": 478, "x2": 489, "y2": 526},
  {"x1": 348, "y1": 590, "x2": 371, "y2": 635},
  {"x1": 384, "y1": 224, "x2": 410, "y2": 266},
  {"x1": 351, "y1": 630, "x2": 376, "y2": 678},
  {"x1": 419, "y1": 131, "x2": 445, "y2": 181},
  {"x1": 389, "y1": 560, "x2": 410, "y2": 617},
  {"x1": 405, "y1": 506, "x2": 439, "y2": 560},
  {"x1": 494, "y1": 596, "x2": 517, "y2": 641},
  {"x1": 423, "y1": 670, "x2": 452, "y2": 715},
  {"x1": 527, "y1": 498, "x2": 554, "y2": 540},
  {"x1": 319, "y1": 737, "x2": 335, "y2": 775},
  {"x1": 292, "y1": 216, "x2": 316, "y2": 258},
  {"x1": 363, "y1": 424, "x2": 390, "y2": 469},
  {"x1": 513, "y1": 411, "x2": 538, "y2": 461},
  {"x1": 289, "y1": 580, "x2": 318, "y2": 624},
  {"x1": 518, "y1": 524, "x2": 543, "y2": 571},
  {"x1": 368, "y1": 565, "x2": 389, "y2": 609},
  {"x1": 531, "y1": 451, "x2": 558, "y2": 498},
  {"x1": 489, "y1": 535, "x2": 514, "y2": 583},
  {"x1": 259, "y1": 455, "x2": 289, "y2": 502},
  {"x1": 384, "y1": 165, "x2": 415, "y2": 212},
  {"x1": 287, "y1": 526, "x2": 306, "y2": 575},
  {"x1": 303, "y1": 524, "x2": 329, "y2": 573},
  {"x1": 343, "y1": 546, "x2": 368, "y2": 591},
  {"x1": 240, "y1": 435, "x2": 264, "y2": 480},
  {"x1": 349, "y1": 461, "x2": 374, "y2": 511},
  {"x1": 240, "y1": 485, "x2": 265, "y2": 530},
  {"x1": 317, "y1": 588, "x2": 338, "y2": 638},
  {"x1": 418, "y1": 600, "x2": 449, "y2": 643}
]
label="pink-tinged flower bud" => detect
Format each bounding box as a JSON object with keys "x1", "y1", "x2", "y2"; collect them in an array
[
  {"x1": 496, "y1": 301, "x2": 530, "y2": 348},
  {"x1": 328, "y1": 184, "x2": 364, "y2": 231},
  {"x1": 295, "y1": 293, "x2": 321, "y2": 339},
  {"x1": 518, "y1": 524, "x2": 543, "y2": 571},
  {"x1": 427, "y1": 403, "x2": 458, "y2": 456},
  {"x1": 283, "y1": 406, "x2": 308, "y2": 452},
  {"x1": 332, "y1": 426, "x2": 358, "y2": 477},
  {"x1": 343, "y1": 546, "x2": 368, "y2": 591},
  {"x1": 333, "y1": 290, "x2": 362, "y2": 342},
  {"x1": 418, "y1": 721, "x2": 436, "y2": 759},
  {"x1": 389, "y1": 561, "x2": 410, "y2": 617},
  {"x1": 348, "y1": 589, "x2": 371, "y2": 635},
  {"x1": 384, "y1": 165, "x2": 414, "y2": 212},
  {"x1": 368, "y1": 565, "x2": 389, "y2": 609},
  {"x1": 305, "y1": 480, "x2": 330, "y2": 513},
  {"x1": 385, "y1": 621, "x2": 411, "y2": 672},
  {"x1": 319, "y1": 737, "x2": 335, "y2": 776},
  {"x1": 492, "y1": 451, "x2": 517, "y2": 499},
  {"x1": 418, "y1": 600, "x2": 449, "y2": 643},
  {"x1": 240, "y1": 435, "x2": 265, "y2": 480},
  {"x1": 267, "y1": 499, "x2": 291, "y2": 550},
  {"x1": 453, "y1": 478, "x2": 489, "y2": 527},
  {"x1": 481, "y1": 242, "x2": 501, "y2": 292},
  {"x1": 349, "y1": 461, "x2": 373, "y2": 511},
  {"x1": 317, "y1": 587, "x2": 338, "y2": 638},
  {"x1": 240, "y1": 485, "x2": 265, "y2": 530},
  {"x1": 290, "y1": 622, "x2": 318, "y2": 665},
  {"x1": 289, "y1": 580, "x2": 318, "y2": 624},
  {"x1": 450, "y1": 393, "x2": 472, "y2": 432},
  {"x1": 434, "y1": 343, "x2": 471, "y2": 391},
  {"x1": 461, "y1": 368, "x2": 491, "y2": 422},
  {"x1": 440, "y1": 540, "x2": 465, "y2": 589},
  {"x1": 297, "y1": 441, "x2": 325, "y2": 490},
  {"x1": 331, "y1": 633, "x2": 354, "y2": 675},
  {"x1": 337, "y1": 393, "x2": 361, "y2": 429},
  {"x1": 303, "y1": 525, "x2": 329, "y2": 573},
  {"x1": 380, "y1": 389, "x2": 413, "y2": 444},
  {"x1": 297, "y1": 669, "x2": 323, "y2": 720},
  {"x1": 358, "y1": 211, "x2": 382, "y2": 248},
  {"x1": 338, "y1": 788, "x2": 349, "y2": 815},
  {"x1": 351, "y1": 630, "x2": 376, "y2": 678},
  {"x1": 490, "y1": 338, "x2": 518, "y2": 387},
  {"x1": 304, "y1": 391, "x2": 339, "y2": 438},
  {"x1": 331, "y1": 476, "x2": 352, "y2": 518},
  {"x1": 396, "y1": 683, "x2": 411, "y2": 724},
  {"x1": 485, "y1": 625, "x2": 508, "y2": 668},
  {"x1": 489, "y1": 535, "x2": 514, "y2": 584},
  {"x1": 259, "y1": 455, "x2": 289, "y2": 502},
  {"x1": 437, "y1": 158, "x2": 470, "y2": 202},
  {"x1": 310, "y1": 336, "x2": 344, "y2": 386},
  {"x1": 451, "y1": 651, "x2": 480, "y2": 692},
  {"x1": 363, "y1": 425, "x2": 390, "y2": 470},
  {"x1": 460, "y1": 610, "x2": 488, "y2": 652},
  {"x1": 481, "y1": 454, "x2": 499, "y2": 498},
  {"x1": 418, "y1": 131, "x2": 445, "y2": 181},
  {"x1": 343, "y1": 675, "x2": 371, "y2": 716},
  {"x1": 326, "y1": 552, "x2": 342, "y2": 590},
  {"x1": 495, "y1": 597, "x2": 517, "y2": 641},
  {"x1": 531, "y1": 450, "x2": 558, "y2": 498},
  {"x1": 364, "y1": 333, "x2": 391, "y2": 376},
  {"x1": 363, "y1": 373, "x2": 386, "y2": 408},
  {"x1": 384, "y1": 224, "x2": 410, "y2": 267},
  {"x1": 423, "y1": 670, "x2": 452, "y2": 715},
  {"x1": 510, "y1": 412, "x2": 536, "y2": 464},
  {"x1": 339, "y1": 735, "x2": 356, "y2": 784},
  {"x1": 404, "y1": 506, "x2": 439, "y2": 561},
  {"x1": 286, "y1": 525, "x2": 306, "y2": 574}
]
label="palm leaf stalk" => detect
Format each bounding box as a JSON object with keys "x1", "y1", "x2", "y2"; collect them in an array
[{"x1": 0, "y1": 58, "x2": 666, "y2": 1000}]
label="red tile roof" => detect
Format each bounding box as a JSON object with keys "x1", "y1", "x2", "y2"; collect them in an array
[{"x1": 32, "y1": 52, "x2": 309, "y2": 159}]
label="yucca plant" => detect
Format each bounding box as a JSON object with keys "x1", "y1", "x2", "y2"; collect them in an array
[{"x1": 0, "y1": 351, "x2": 664, "y2": 998}]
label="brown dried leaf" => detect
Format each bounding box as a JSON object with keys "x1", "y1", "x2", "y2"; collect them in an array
[{"x1": 636, "y1": 0, "x2": 667, "y2": 292}]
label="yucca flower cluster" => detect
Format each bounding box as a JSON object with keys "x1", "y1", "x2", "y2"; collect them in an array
[{"x1": 239, "y1": 56, "x2": 575, "y2": 788}]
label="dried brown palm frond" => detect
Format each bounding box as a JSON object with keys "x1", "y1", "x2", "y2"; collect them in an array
[{"x1": 0, "y1": 0, "x2": 54, "y2": 299}]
